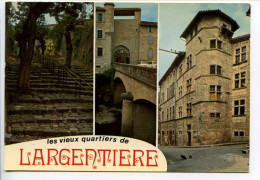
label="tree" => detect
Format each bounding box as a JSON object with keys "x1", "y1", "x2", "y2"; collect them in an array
[
  {"x1": 15, "y1": 2, "x2": 53, "y2": 93},
  {"x1": 5, "y1": 2, "x2": 16, "y2": 54},
  {"x1": 50, "y1": 3, "x2": 87, "y2": 68},
  {"x1": 36, "y1": 18, "x2": 49, "y2": 55}
]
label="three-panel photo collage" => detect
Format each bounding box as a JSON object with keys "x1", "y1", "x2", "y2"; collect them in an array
[{"x1": 4, "y1": 1, "x2": 250, "y2": 172}]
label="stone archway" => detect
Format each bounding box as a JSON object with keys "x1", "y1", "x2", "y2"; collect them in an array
[
  {"x1": 132, "y1": 99, "x2": 156, "y2": 145},
  {"x1": 114, "y1": 45, "x2": 130, "y2": 64},
  {"x1": 114, "y1": 77, "x2": 126, "y2": 108}
]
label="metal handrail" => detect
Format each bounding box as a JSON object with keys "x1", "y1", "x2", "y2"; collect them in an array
[{"x1": 35, "y1": 53, "x2": 93, "y2": 98}]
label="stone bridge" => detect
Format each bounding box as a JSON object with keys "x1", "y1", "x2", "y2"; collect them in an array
[{"x1": 113, "y1": 62, "x2": 156, "y2": 145}]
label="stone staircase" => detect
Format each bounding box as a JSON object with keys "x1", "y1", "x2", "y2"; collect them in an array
[{"x1": 5, "y1": 58, "x2": 93, "y2": 144}]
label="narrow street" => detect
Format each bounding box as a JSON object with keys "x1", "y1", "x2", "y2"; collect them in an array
[{"x1": 159, "y1": 144, "x2": 249, "y2": 172}]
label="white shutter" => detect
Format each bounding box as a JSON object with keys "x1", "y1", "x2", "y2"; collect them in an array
[{"x1": 102, "y1": 30, "x2": 105, "y2": 39}]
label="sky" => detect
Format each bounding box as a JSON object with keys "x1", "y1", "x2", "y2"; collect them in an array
[
  {"x1": 95, "y1": 2, "x2": 158, "y2": 22},
  {"x1": 158, "y1": 3, "x2": 250, "y2": 80}
]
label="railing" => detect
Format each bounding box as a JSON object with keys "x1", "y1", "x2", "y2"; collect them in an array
[
  {"x1": 114, "y1": 62, "x2": 157, "y2": 89},
  {"x1": 34, "y1": 53, "x2": 93, "y2": 98}
]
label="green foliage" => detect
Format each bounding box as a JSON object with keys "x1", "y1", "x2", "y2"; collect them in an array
[
  {"x1": 45, "y1": 39, "x2": 56, "y2": 55},
  {"x1": 95, "y1": 67, "x2": 116, "y2": 108}
]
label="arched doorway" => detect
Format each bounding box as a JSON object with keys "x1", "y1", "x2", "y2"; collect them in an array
[{"x1": 114, "y1": 45, "x2": 130, "y2": 64}]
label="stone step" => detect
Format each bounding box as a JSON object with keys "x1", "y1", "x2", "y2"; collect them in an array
[
  {"x1": 7, "y1": 113, "x2": 93, "y2": 124},
  {"x1": 6, "y1": 75, "x2": 93, "y2": 83},
  {"x1": 9, "y1": 127, "x2": 93, "y2": 144},
  {"x1": 6, "y1": 74, "x2": 93, "y2": 80},
  {"x1": 13, "y1": 94, "x2": 92, "y2": 104},
  {"x1": 7, "y1": 82, "x2": 92, "y2": 91},
  {"x1": 7, "y1": 87, "x2": 93, "y2": 96},
  {"x1": 7, "y1": 103, "x2": 93, "y2": 115},
  {"x1": 10, "y1": 123, "x2": 93, "y2": 141},
  {"x1": 6, "y1": 79, "x2": 93, "y2": 86}
]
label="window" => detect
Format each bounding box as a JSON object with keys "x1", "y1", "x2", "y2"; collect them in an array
[
  {"x1": 179, "y1": 64, "x2": 182, "y2": 76},
  {"x1": 187, "y1": 103, "x2": 192, "y2": 116},
  {"x1": 210, "y1": 39, "x2": 222, "y2": 49},
  {"x1": 148, "y1": 49, "x2": 153, "y2": 59},
  {"x1": 210, "y1": 65, "x2": 222, "y2": 75},
  {"x1": 97, "y1": 13, "x2": 103, "y2": 22},
  {"x1": 162, "y1": 111, "x2": 164, "y2": 122},
  {"x1": 161, "y1": 92, "x2": 165, "y2": 103},
  {"x1": 210, "y1": 40, "x2": 216, "y2": 48},
  {"x1": 234, "y1": 131, "x2": 244, "y2": 137},
  {"x1": 234, "y1": 99, "x2": 245, "y2": 116},
  {"x1": 172, "y1": 106, "x2": 175, "y2": 119},
  {"x1": 178, "y1": 106, "x2": 182, "y2": 118},
  {"x1": 186, "y1": 78, "x2": 192, "y2": 93},
  {"x1": 148, "y1": 27, "x2": 152, "y2": 33},
  {"x1": 209, "y1": 85, "x2": 221, "y2": 100},
  {"x1": 235, "y1": 46, "x2": 247, "y2": 64},
  {"x1": 170, "y1": 107, "x2": 172, "y2": 119},
  {"x1": 179, "y1": 131, "x2": 182, "y2": 135},
  {"x1": 97, "y1": 47, "x2": 103, "y2": 56},
  {"x1": 187, "y1": 55, "x2": 192, "y2": 70},
  {"x1": 210, "y1": 112, "x2": 221, "y2": 118},
  {"x1": 167, "y1": 109, "x2": 169, "y2": 120},
  {"x1": 97, "y1": 30, "x2": 103, "y2": 39},
  {"x1": 235, "y1": 72, "x2": 246, "y2": 88},
  {"x1": 179, "y1": 86, "x2": 182, "y2": 98},
  {"x1": 148, "y1": 35, "x2": 153, "y2": 44}
]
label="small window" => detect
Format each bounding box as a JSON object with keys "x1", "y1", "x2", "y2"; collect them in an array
[
  {"x1": 210, "y1": 65, "x2": 215, "y2": 74},
  {"x1": 235, "y1": 46, "x2": 247, "y2": 64},
  {"x1": 234, "y1": 99, "x2": 246, "y2": 116},
  {"x1": 97, "y1": 13, "x2": 103, "y2": 22},
  {"x1": 148, "y1": 27, "x2": 153, "y2": 33},
  {"x1": 217, "y1": 40, "x2": 222, "y2": 49},
  {"x1": 209, "y1": 85, "x2": 221, "y2": 100},
  {"x1": 210, "y1": 40, "x2": 216, "y2": 48},
  {"x1": 187, "y1": 103, "x2": 192, "y2": 116},
  {"x1": 234, "y1": 131, "x2": 239, "y2": 136},
  {"x1": 97, "y1": 30, "x2": 102, "y2": 38},
  {"x1": 97, "y1": 47, "x2": 103, "y2": 56},
  {"x1": 210, "y1": 39, "x2": 222, "y2": 49},
  {"x1": 234, "y1": 72, "x2": 246, "y2": 88},
  {"x1": 148, "y1": 35, "x2": 153, "y2": 44},
  {"x1": 148, "y1": 49, "x2": 153, "y2": 58},
  {"x1": 210, "y1": 65, "x2": 222, "y2": 75},
  {"x1": 240, "y1": 131, "x2": 245, "y2": 136},
  {"x1": 210, "y1": 113, "x2": 215, "y2": 118}
]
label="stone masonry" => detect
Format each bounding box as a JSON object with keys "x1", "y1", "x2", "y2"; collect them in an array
[{"x1": 159, "y1": 10, "x2": 250, "y2": 146}]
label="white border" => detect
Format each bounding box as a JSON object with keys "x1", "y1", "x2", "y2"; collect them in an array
[{"x1": 1, "y1": 0, "x2": 260, "y2": 180}]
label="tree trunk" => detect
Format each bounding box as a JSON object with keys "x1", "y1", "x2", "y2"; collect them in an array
[
  {"x1": 17, "y1": 3, "x2": 52, "y2": 93},
  {"x1": 39, "y1": 38, "x2": 46, "y2": 55},
  {"x1": 65, "y1": 30, "x2": 72, "y2": 68}
]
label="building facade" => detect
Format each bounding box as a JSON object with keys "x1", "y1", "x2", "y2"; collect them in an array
[
  {"x1": 159, "y1": 10, "x2": 250, "y2": 146},
  {"x1": 95, "y1": 3, "x2": 157, "y2": 73}
]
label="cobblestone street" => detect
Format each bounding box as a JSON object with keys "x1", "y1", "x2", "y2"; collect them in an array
[{"x1": 159, "y1": 144, "x2": 249, "y2": 172}]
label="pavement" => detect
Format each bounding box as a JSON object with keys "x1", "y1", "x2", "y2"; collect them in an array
[{"x1": 159, "y1": 144, "x2": 249, "y2": 172}]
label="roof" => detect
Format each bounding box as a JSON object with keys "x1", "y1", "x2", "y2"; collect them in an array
[
  {"x1": 159, "y1": 52, "x2": 186, "y2": 85},
  {"x1": 96, "y1": 7, "x2": 106, "y2": 11},
  {"x1": 180, "y1": 10, "x2": 240, "y2": 39},
  {"x1": 140, "y1": 21, "x2": 157, "y2": 27},
  {"x1": 96, "y1": 6, "x2": 141, "y2": 16},
  {"x1": 231, "y1": 34, "x2": 250, "y2": 43},
  {"x1": 114, "y1": 8, "x2": 141, "y2": 16}
]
